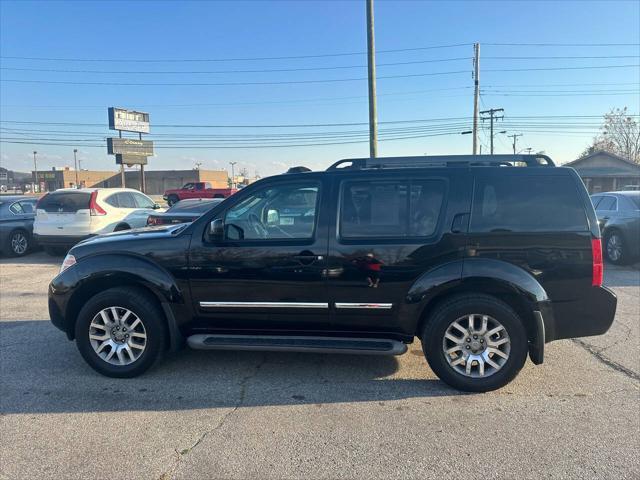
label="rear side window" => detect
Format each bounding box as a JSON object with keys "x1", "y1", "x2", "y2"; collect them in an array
[
  {"x1": 470, "y1": 175, "x2": 588, "y2": 233},
  {"x1": 340, "y1": 179, "x2": 446, "y2": 238},
  {"x1": 37, "y1": 192, "x2": 91, "y2": 213},
  {"x1": 116, "y1": 192, "x2": 137, "y2": 208},
  {"x1": 595, "y1": 196, "x2": 617, "y2": 211}
]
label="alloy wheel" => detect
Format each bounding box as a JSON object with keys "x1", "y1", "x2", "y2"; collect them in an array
[
  {"x1": 442, "y1": 313, "x2": 511, "y2": 378},
  {"x1": 606, "y1": 234, "x2": 622, "y2": 262},
  {"x1": 11, "y1": 232, "x2": 28, "y2": 255},
  {"x1": 89, "y1": 307, "x2": 147, "y2": 366}
]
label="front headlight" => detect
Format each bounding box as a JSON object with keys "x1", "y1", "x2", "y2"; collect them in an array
[{"x1": 60, "y1": 253, "x2": 77, "y2": 273}]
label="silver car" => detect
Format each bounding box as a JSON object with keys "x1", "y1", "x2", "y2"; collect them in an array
[{"x1": 591, "y1": 191, "x2": 640, "y2": 264}]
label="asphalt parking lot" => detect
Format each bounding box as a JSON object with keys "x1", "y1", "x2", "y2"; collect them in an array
[{"x1": 1, "y1": 252, "x2": 639, "y2": 479}]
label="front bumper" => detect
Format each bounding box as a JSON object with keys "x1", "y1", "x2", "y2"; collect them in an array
[{"x1": 48, "y1": 265, "x2": 80, "y2": 339}]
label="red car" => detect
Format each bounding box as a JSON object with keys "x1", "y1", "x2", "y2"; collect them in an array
[{"x1": 163, "y1": 182, "x2": 237, "y2": 206}]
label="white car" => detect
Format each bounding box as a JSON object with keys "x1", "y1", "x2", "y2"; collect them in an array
[{"x1": 34, "y1": 188, "x2": 162, "y2": 255}]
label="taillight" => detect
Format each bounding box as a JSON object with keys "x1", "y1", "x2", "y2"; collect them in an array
[
  {"x1": 591, "y1": 238, "x2": 603, "y2": 286},
  {"x1": 89, "y1": 191, "x2": 106, "y2": 216},
  {"x1": 147, "y1": 216, "x2": 158, "y2": 226}
]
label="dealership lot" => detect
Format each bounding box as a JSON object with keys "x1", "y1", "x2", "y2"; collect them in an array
[{"x1": 0, "y1": 253, "x2": 638, "y2": 479}]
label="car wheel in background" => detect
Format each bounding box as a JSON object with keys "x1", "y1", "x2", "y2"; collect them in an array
[
  {"x1": 5, "y1": 229, "x2": 30, "y2": 257},
  {"x1": 422, "y1": 294, "x2": 528, "y2": 392},
  {"x1": 114, "y1": 223, "x2": 131, "y2": 232},
  {"x1": 75, "y1": 287, "x2": 166, "y2": 378},
  {"x1": 167, "y1": 195, "x2": 179, "y2": 206},
  {"x1": 604, "y1": 230, "x2": 628, "y2": 265}
]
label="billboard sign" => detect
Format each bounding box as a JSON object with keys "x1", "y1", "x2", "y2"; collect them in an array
[
  {"x1": 108, "y1": 107, "x2": 150, "y2": 134},
  {"x1": 107, "y1": 138, "x2": 154, "y2": 157},
  {"x1": 116, "y1": 155, "x2": 148, "y2": 166}
]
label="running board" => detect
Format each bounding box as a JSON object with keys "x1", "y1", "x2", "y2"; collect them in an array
[{"x1": 187, "y1": 334, "x2": 408, "y2": 356}]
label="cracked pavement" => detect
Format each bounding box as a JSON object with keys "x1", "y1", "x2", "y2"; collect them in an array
[{"x1": 1, "y1": 253, "x2": 638, "y2": 479}]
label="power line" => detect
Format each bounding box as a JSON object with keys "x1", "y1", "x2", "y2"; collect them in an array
[
  {"x1": 0, "y1": 57, "x2": 472, "y2": 75},
  {"x1": 0, "y1": 43, "x2": 472, "y2": 63},
  {"x1": 3, "y1": 64, "x2": 636, "y2": 87}
]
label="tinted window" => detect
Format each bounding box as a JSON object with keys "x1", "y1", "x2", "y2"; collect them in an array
[
  {"x1": 104, "y1": 194, "x2": 120, "y2": 208},
  {"x1": 596, "y1": 196, "x2": 617, "y2": 211},
  {"x1": 591, "y1": 196, "x2": 602, "y2": 209},
  {"x1": 116, "y1": 192, "x2": 137, "y2": 209},
  {"x1": 471, "y1": 175, "x2": 588, "y2": 232},
  {"x1": 168, "y1": 199, "x2": 222, "y2": 214},
  {"x1": 19, "y1": 201, "x2": 35, "y2": 213},
  {"x1": 626, "y1": 194, "x2": 640, "y2": 209},
  {"x1": 9, "y1": 202, "x2": 24, "y2": 214},
  {"x1": 132, "y1": 192, "x2": 155, "y2": 209},
  {"x1": 340, "y1": 179, "x2": 445, "y2": 238},
  {"x1": 37, "y1": 192, "x2": 91, "y2": 213},
  {"x1": 225, "y1": 183, "x2": 319, "y2": 241}
]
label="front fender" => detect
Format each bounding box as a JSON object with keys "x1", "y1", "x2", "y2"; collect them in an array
[{"x1": 74, "y1": 253, "x2": 183, "y2": 303}]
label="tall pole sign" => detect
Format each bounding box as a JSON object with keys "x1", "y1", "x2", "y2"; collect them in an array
[{"x1": 107, "y1": 108, "x2": 152, "y2": 192}]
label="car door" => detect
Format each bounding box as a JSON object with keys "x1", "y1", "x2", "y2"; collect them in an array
[
  {"x1": 595, "y1": 195, "x2": 619, "y2": 227},
  {"x1": 129, "y1": 192, "x2": 159, "y2": 228},
  {"x1": 325, "y1": 170, "x2": 470, "y2": 337},
  {"x1": 188, "y1": 176, "x2": 330, "y2": 332}
]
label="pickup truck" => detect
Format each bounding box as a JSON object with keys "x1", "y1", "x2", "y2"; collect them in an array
[{"x1": 163, "y1": 182, "x2": 237, "y2": 206}]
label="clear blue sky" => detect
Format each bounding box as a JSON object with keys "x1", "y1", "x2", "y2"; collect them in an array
[{"x1": 1, "y1": 0, "x2": 638, "y2": 176}]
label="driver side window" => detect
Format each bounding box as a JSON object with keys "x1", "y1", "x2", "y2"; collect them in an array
[{"x1": 224, "y1": 182, "x2": 320, "y2": 241}]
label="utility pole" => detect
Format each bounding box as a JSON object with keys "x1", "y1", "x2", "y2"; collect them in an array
[
  {"x1": 229, "y1": 161, "x2": 237, "y2": 189},
  {"x1": 73, "y1": 149, "x2": 79, "y2": 187},
  {"x1": 366, "y1": 0, "x2": 378, "y2": 158},
  {"x1": 139, "y1": 132, "x2": 145, "y2": 193},
  {"x1": 472, "y1": 43, "x2": 480, "y2": 155},
  {"x1": 119, "y1": 130, "x2": 125, "y2": 188},
  {"x1": 32, "y1": 151, "x2": 38, "y2": 193},
  {"x1": 508, "y1": 133, "x2": 523, "y2": 154},
  {"x1": 480, "y1": 108, "x2": 504, "y2": 154}
]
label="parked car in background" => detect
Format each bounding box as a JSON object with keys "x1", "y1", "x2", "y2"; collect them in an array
[
  {"x1": 0, "y1": 196, "x2": 38, "y2": 257},
  {"x1": 34, "y1": 188, "x2": 162, "y2": 255},
  {"x1": 163, "y1": 182, "x2": 237, "y2": 206},
  {"x1": 146, "y1": 198, "x2": 223, "y2": 226},
  {"x1": 48, "y1": 155, "x2": 617, "y2": 392},
  {"x1": 591, "y1": 191, "x2": 640, "y2": 264}
]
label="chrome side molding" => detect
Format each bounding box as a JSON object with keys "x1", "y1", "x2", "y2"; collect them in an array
[
  {"x1": 335, "y1": 303, "x2": 393, "y2": 310},
  {"x1": 200, "y1": 302, "x2": 329, "y2": 309}
]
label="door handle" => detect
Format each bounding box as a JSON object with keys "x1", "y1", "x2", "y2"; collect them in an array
[{"x1": 294, "y1": 251, "x2": 323, "y2": 265}]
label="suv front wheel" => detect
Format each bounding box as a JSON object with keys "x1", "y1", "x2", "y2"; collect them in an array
[
  {"x1": 422, "y1": 295, "x2": 528, "y2": 392},
  {"x1": 75, "y1": 287, "x2": 166, "y2": 378}
]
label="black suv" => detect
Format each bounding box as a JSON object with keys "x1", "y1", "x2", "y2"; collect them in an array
[{"x1": 48, "y1": 155, "x2": 617, "y2": 392}]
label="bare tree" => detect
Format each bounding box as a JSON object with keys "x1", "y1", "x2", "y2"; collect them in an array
[{"x1": 581, "y1": 108, "x2": 640, "y2": 163}]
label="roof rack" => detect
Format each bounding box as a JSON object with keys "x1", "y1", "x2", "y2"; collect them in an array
[{"x1": 327, "y1": 154, "x2": 555, "y2": 171}]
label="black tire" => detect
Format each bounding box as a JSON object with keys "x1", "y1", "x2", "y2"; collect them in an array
[
  {"x1": 167, "y1": 195, "x2": 179, "y2": 207},
  {"x1": 75, "y1": 287, "x2": 166, "y2": 378},
  {"x1": 44, "y1": 245, "x2": 67, "y2": 256},
  {"x1": 113, "y1": 223, "x2": 130, "y2": 232},
  {"x1": 604, "y1": 229, "x2": 629, "y2": 265},
  {"x1": 421, "y1": 294, "x2": 528, "y2": 392},
  {"x1": 5, "y1": 229, "x2": 30, "y2": 257}
]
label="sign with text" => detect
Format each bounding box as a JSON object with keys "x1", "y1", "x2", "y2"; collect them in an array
[
  {"x1": 107, "y1": 137, "x2": 154, "y2": 157},
  {"x1": 108, "y1": 107, "x2": 150, "y2": 134},
  {"x1": 116, "y1": 155, "x2": 148, "y2": 166}
]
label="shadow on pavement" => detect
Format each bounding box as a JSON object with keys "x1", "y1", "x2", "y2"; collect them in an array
[
  {"x1": 1, "y1": 320, "x2": 464, "y2": 415},
  {"x1": 604, "y1": 263, "x2": 640, "y2": 287},
  {"x1": 0, "y1": 251, "x2": 61, "y2": 265}
]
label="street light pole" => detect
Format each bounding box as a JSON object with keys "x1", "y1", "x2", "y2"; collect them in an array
[
  {"x1": 73, "y1": 149, "x2": 79, "y2": 187},
  {"x1": 229, "y1": 162, "x2": 237, "y2": 189},
  {"x1": 32, "y1": 151, "x2": 38, "y2": 193}
]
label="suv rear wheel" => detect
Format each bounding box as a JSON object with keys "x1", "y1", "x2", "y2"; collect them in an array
[
  {"x1": 422, "y1": 295, "x2": 528, "y2": 392},
  {"x1": 75, "y1": 287, "x2": 166, "y2": 378}
]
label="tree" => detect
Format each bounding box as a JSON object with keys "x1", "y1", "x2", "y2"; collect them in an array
[{"x1": 580, "y1": 108, "x2": 640, "y2": 163}]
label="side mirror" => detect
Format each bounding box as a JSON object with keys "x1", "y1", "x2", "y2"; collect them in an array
[
  {"x1": 153, "y1": 203, "x2": 161, "y2": 210},
  {"x1": 209, "y1": 218, "x2": 225, "y2": 240},
  {"x1": 266, "y1": 209, "x2": 279, "y2": 225}
]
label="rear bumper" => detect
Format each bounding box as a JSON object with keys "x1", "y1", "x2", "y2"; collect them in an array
[
  {"x1": 544, "y1": 286, "x2": 617, "y2": 342},
  {"x1": 34, "y1": 234, "x2": 92, "y2": 247}
]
